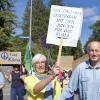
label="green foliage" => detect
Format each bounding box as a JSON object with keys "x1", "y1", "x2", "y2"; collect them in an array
[
  {"x1": 22, "y1": 0, "x2": 83, "y2": 63},
  {"x1": 59, "y1": 40, "x2": 84, "y2": 60},
  {"x1": 71, "y1": 40, "x2": 84, "y2": 59},
  {"x1": 23, "y1": 0, "x2": 49, "y2": 41},
  {"x1": 84, "y1": 20, "x2": 100, "y2": 52},
  {"x1": 0, "y1": 0, "x2": 17, "y2": 50},
  {"x1": 49, "y1": 0, "x2": 62, "y2": 6},
  {"x1": 0, "y1": 0, "x2": 14, "y2": 11},
  {"x1": 89, "y1": 20, "x2": 100, "y2": 41},
  {"x1": 22, "y1": 0, "x2": 50, "y2": 55},
  {"x1": 0, "y1": 30, "x2": 11, "y2": 50}
]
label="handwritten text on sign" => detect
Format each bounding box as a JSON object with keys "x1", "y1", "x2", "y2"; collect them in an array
[
  {"x1": 0, "y1": 51, "x2": 21, "y2": 64},
  {"x1": 46, "y1": 5, "x2": 83, "y2": 47}
]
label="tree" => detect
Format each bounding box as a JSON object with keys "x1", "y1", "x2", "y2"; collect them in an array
[
  {"x1": 22, "y1": 0, "x2": 50, "y2": 55},
  {"x1": 70, "y1": 40, "x2": 84, "y2": 59},
  {"x1": 23, "y1": 0, "x2": 49, "y2": 41},
  {"x1": 84, "y1": 20, "x2": 100, "y2": 52},
  {"x1": 22, "y1": 0, "x2": 83, "y2": 62},
  {"x1": 0, "y1": 0, "x2": 17, "y2": 50},
  {"x1": 49, "y1": 0, "x2": 62, "y2": 6},
  {"x1": 89, "y1": 20, "x2": 100, "y2": 41}
]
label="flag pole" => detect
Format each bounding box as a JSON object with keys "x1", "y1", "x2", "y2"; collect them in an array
[{"x1": 29, "y1": 0, "x2": 32, "y2": 49}]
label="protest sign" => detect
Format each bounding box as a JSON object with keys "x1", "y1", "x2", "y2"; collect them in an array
[
  {"x1": 0, "y1": 51, "x2": 21, "y2": 64},
  {"x1": 46, "y1": 5, "x2": 83, "y2": 47}
]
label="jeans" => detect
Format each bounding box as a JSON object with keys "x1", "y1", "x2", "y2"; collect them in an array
[{"x1": 11, "y1": 86, "x2": 24, "y2": 100}]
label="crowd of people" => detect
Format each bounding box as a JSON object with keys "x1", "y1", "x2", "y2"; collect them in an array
[
  {"x1": 0, "y1": 40, "x2": 100, "y2": 100},
  {"x1": 1, "y1": 55, "x2": 72, "y2": 100}
]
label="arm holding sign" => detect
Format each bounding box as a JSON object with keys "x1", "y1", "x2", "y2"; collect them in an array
[{"x1": 23, "y1": 54, "x2": 61, "y2": 100}]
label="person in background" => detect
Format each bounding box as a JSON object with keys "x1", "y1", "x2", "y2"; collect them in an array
[
  {"x1": 59, "y1": 41, "x2": 100, "y2": 100},
  {"x1": 0, "y1": 68, "x2": 5, "y2": 100},
  {"x1": 68, "y1": 70, "x2": 72, "y2": 79},
  {"x1": 62, "y1": 71, "x2": 70, "y2": 90},
  {"x1": 5, "y1": 65, "x2": 25, "y2": 100},
  {"x1": 21, "y1": 53, "x2": 61, "y2": 100}
]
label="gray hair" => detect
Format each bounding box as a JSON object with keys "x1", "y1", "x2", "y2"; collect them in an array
[
  {"x1": 87, "y1": 41, "x2": 100, "y2": 52},
  {"x1": 32, "y1": 53, "x2": 47, "y2": 65}
]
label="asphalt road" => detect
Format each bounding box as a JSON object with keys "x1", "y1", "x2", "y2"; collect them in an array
[
  {"x1": 3, "y1": 84, "x2": 10, "y2": 100},
  {"x1": 3, "y1": 83, "x2": 26, "y2": 100}
]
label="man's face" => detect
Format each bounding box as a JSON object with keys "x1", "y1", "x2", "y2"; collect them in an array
[
  {"x1": 34, "y1": 58, "x2": 46, "y2": 74},
  {"x1": 88, "y1": 42, "x2": 100, "y2": 63}
]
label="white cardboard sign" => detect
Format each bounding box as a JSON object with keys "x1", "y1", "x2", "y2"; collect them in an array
[{"x1": 46, "y1": 5, "x2": 83, "y2": 47}]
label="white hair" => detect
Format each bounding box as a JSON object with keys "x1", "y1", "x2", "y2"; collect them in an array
[
  {"x1": 87, "y1": 41, "x2": 100, "y2": 52},
  {"x1": 32, "y1": 53, "x2": 46, "y2": 65}
]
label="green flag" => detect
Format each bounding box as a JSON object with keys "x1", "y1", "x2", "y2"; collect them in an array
[{"x1": 24, "y1": 44, "x2": 32, "y2": 71}]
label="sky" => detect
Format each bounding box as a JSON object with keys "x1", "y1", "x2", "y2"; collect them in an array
[{"x1": 14, "y1": 0, "x2": 100, "y2": 47}]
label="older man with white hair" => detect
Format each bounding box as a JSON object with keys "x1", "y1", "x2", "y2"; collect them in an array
[{"x1": 59, "y1": 41, "x2": 100, "y2": 100}]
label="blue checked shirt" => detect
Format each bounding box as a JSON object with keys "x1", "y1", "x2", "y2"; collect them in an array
[
  {"x1": 59, "y1": 60, "x2": 100, "y2": 100},
  {"x1": 0, "y1": 72, "x2": 5, "y2": 85}
]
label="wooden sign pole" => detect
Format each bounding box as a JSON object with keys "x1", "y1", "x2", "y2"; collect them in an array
[{"x1": 57, "y1": 37, "x2": 63, "y2": 66}]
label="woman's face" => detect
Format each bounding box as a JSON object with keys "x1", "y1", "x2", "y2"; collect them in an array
[
  {"x1": 34, "y1": 58, "x2": 46, "y2": 74},
  {"x1": 14, "y1": 67, "x2": 19, "y2": 71}
]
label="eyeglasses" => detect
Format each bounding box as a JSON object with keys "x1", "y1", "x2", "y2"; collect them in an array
[{"x1": 35, "y1": 61, "x2": 46, "y2": 65}]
